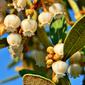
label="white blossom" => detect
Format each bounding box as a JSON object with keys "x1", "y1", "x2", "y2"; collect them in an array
[
  {"x1": 7, "y1": 33, "x2": 22, "y2": 47},
  {"x1": 52, "y1": 61, "x2": 68, "y2": 78},
  {"x1": 21, "y1": 18, "x2": 37, "y2": 37},
  {"x1": 4, "y1": 14, "x2": 21, "y2": 32}
]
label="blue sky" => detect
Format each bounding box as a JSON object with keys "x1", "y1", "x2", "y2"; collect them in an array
[
  {"x1": 0, "y1": 9, "x2": 84, "y2": 85},
  {"x1": 0, "y1": 47, "x2": 23, "y2": 85},
  {"x1": 0, "y1": 47, "x2": 84, "y2": 85}
]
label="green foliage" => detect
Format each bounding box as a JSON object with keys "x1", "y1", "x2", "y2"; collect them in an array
[
  {"x1": 37, "y1": 27, "x2": 53, "y2": 48},
  {"x1": 49, "y1": 15, "x2": 67, "y2": 45},
  {"x1": 63, "y1": 15, "x2": 85, "y2": 61},
  {"x1": 57, "y1": 76, "x2": 71, "y2": 85}
]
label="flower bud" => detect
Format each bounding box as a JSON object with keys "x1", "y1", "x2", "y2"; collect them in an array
[
  {"x1": 46, "y1": 59, "x2": 53, "y2": 65},
  {"x1": 68, "y1": 64, "x2": 82, "y2": 78},
  {"x1": 45, "y1": 54, "x2": 53, "y2": 61},
  {"x1": 52, "y1": 61, "x2": 68, "y2": 78},
  {"x1": 7, "y1": 33, "x2": 22, "y2": 47},
  {"x1": 21, "y1": 18, "x2": 37, "y2": 37},
  {"x1": 38, "y1": 12, "x2": 52, "y2": 26},
  {"x1": 47, "y1": 46, "x2": 54, "y2": 54},
  {"x1": 4, "y1": 14, "x2": 21, "y2": 32},
  {"x1": 54, "y1": 43, "x2": 64, "y2": 59},
  {"x1": 53, "y1": 53, "x2": 61, "y2": 61}
]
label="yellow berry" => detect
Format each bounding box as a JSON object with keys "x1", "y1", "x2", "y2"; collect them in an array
[
  {"x1": 53, "y1": 53, "x2": 61, "y2": 61},
  {"x1": 46, "y1": 59, "x2": 53, "y2": 65},
  {"x1": 47, "y1": 46, "x2": 54, "y2": 54}
]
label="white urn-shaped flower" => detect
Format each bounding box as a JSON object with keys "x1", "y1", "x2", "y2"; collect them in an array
[
  {"x1": 38, "y1": 12, "x2": 52, "y2": 26},
  {"x1": 21, "y1": 17, "x2": 37, "y2": 37},
  {"x1": 7, "y1": 33, "x2": 22, "y2": 47},
  {"x1": 52, "y1": 60, "x2": 68, "y2": 78},
  {"x1": 68, "y1": 64, "x2": 82, "y2": 78},
  {"x1": 4, "y1": 14, "x2": 21, "y2": 32}
]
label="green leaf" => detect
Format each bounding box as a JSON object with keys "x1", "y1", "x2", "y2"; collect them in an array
[
  {"x1": 0, "y1": 75, "x2": 20, "y2": 84},
  {"x1": 56, "y1": 75, "x2": 71, "y2": 85},
  {"x1": 0, "y1": 38, "x2": 8, "y2": 49},
  {"x1": 23, "y1": 74, "x2": 55, "y2": 85},
  {"x1": 50, "y1": 15, "x2": 67, "y2": 45},
  {"x1": 63, "y1": 15, "x2": 85, "y2": 61},
  {"x1": 19, "y1": 66, "x2": 51, "y2": 79},
  {"x1": 37, "y1": 27, "x2": 53, "y2": 48}
]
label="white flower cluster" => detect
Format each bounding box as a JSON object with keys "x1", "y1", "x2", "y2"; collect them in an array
[
  {"x1": 38, "y1": 3, "x2": 64, "y2": 27},
  {"x1": 46, "y1": 43, "x2": 83, "y2": 83},
  {"x1": 4, "y1": 14, "x2": 22, "y2": 56},
  {"x1": 2, "y1": 0, "x2": 38, "y2": 59},
  {"x1": 67, "y1": 51, "x2": 83, "y2": 78},
  {"x1": 4, "y1": 14, "x2": 37, "y2": 58},
  {"x1": 50, "y1": 44, "x2": 68, "y2": 82},
  {"x1": 4, "y1": 14, "x2": 37, "y2": 37},
  {"x1": 52, "y1": 60, "x2": 68, "y2": 78}
]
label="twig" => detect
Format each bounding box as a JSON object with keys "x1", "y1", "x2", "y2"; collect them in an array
[{"x1": 41, "y1": 0, "x2": 47, "y2": 12}]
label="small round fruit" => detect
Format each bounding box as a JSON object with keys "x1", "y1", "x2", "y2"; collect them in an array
[
  {"x1": 47, "y1": 46, "x2": 54, "y2": 54},
  {"x1": 45, "y1": 54, "x2": 53, "y2": 61},
  {"x1": 46, "y1": 59, "x2": 53, "y2": 65},
  {"x1": 7, "y1": 33, "x2": 22, "y2": 47},
  {"x1": 53, "y1": 53, "x2": 61, "y2": 61},
  {"x1": 4, "y1": 14, "x2": 21, "y2": 32}
]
